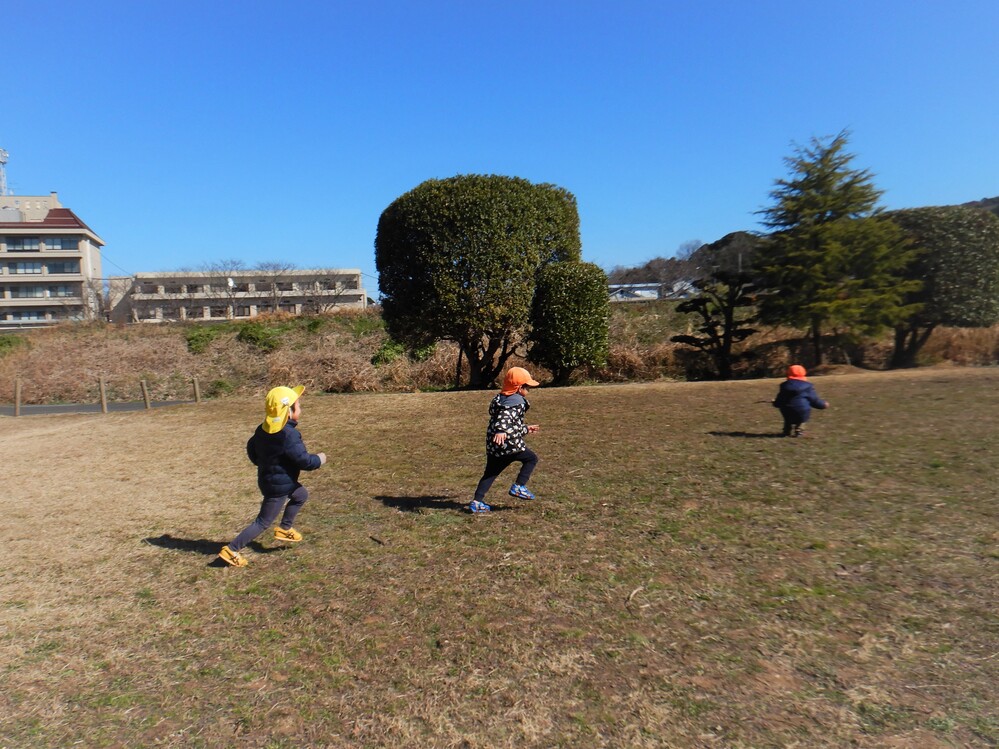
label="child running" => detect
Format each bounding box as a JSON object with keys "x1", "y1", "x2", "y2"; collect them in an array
[
  {"x1": 219, "y1": 385, "x2": 326, "y2": 567},
  {"x1": 469, "y1": 367, "x2": 541, "y2": 514},
  {"x1": 772, "y1": 364, "x2": 830, "y2": 437}
]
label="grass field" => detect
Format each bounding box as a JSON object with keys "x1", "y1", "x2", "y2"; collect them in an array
[{"x1": 1, "y1": 367, "x2": 997, "y2": 748}]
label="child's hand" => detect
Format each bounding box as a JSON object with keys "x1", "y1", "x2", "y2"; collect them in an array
[
  {"x1": 318, "y1": 452, "x2": 327, "y2": 465},
  {"x1": 492, "y1": 432, "x2": 507, "y2": 445},
  {"x1": 527, "y1": 424, "x2": 540, "y2": 434},
  {"x1": 824, "y1": 401, "x2": 830, "y2": 408}
]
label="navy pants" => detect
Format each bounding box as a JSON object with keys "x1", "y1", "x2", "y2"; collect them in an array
[
  {"x1": 779, "y1": 407, "x2": 810, "y2": 436},
  {"x1": 473, "y1": 449, "x2": 538, "y2": 502},
  {"x1": 229, "y1": 485, "x2": 309, "y2": 551}
]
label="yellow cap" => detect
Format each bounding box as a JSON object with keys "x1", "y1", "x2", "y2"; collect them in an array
[{"x1": 262, "y1": 385, "x2": 305, "y2": 434}]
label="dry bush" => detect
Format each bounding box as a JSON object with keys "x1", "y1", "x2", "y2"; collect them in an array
[
  {"x1": 0, "y1": 324, "x2": 205, "y2": 403},
  {"x1": 593, "y1": 342, "x2": 682, "y2": 382},
  {"x1": 921, "y1": 324, "x2": 999, "y2": 365},
  {"x1": 4, "y1": 316, "x2": 999, "y2": 405},
  {"x1": 381, "y1": 343, "x2": 461, "y2": 391},
  {"x1": 268, "y1": 345, "x2": 381, "y2": 393}
]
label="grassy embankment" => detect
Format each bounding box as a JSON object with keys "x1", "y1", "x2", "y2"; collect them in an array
[
  {"x1": 2, "y1": 303, "x2": 999, "y2": 405},
  {"x1": 1, "y1": 367, "x2": 996, "y2": 747}
]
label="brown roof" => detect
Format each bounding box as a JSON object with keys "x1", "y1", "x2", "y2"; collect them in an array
[{"x1": 0, "y1": 207, "x2": 101, "y2": 242}]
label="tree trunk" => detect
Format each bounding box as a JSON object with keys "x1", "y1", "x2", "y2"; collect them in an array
[
  {"x1": 889, "y1": 323, "x2": 935, "y2": 369},
  {"x1": 460, "y1": 334, "x2": 520, "y2": 389},
  {"x1": 715, "y1": 352, "x2": 732, "y2": 380},
  {"x1": 550, "y1": 367, "x2": 572, "y2": 387},
  {"x1": 454, "y1": 347, "x2": 464, "y2": 389},
  {"x1": 811, "y1": 319, "x2": 824, "y2": 365},
  {"x1": 464, "y1": 345, "x2": 488, "y2": 389}
]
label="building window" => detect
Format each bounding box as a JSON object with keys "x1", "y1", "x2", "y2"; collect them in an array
[
  {"x1": 10, "y1": 285, "x2": 45, "y2": 298},
  {"x1": 234, "y1": 305, "x2": 252, "y2": 317},
  {"x1": 46, "y1": 260, "x2": 80, "y2": 274},
  {"x1": 12, "y1": 310, "x2": 45, "y2": 320},
  {"x1": 44, "y1": 237, "x2": 79, "y2": 251},
  {"x1": 48, "y1": 285, "x2": 75, "y2": 298},
  {"x1": 9, "y1": 262, "x2": 43, "y2": 274},
  {"x1": 5, "y1": 237, "x2": 41, "y2": 251}
]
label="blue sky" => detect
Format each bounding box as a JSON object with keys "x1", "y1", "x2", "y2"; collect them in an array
[{"x1": 3, "y1": 1, "x2": 997, "y2": 296}]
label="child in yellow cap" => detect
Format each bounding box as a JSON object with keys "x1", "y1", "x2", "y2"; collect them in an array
[
  {"x1": 219, "y1": 386, "x2": 327, "y2": 567},
  {"x1": 469, "y1": 367, "x2": 541, "y2": 513}
]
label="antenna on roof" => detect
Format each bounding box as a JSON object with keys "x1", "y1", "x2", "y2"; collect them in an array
[{"x1": 0, "y1": 148, "x2": 9, "y2": 196}]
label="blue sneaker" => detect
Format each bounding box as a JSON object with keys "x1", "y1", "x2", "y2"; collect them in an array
[
  {"x1": 469, "y1": 499, "x2": 492, "y2": 514},
  {"x1": 509, "y1": 484, "x2": 535, "y2": 500}
]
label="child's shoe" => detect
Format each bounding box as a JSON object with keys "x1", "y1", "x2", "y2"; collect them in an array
[
  {"x1": 218, "y1": 545, "x2": 248, "y2": 568},
  {"x1": 509, "y1": 484, "x2": 535, "y2": 500},
  {"x1": 274, "y1": 527, "x2": 303, "y2": 542},
  {"x1": 469, "y1": 499, "x2": 492, "y2": 514}
]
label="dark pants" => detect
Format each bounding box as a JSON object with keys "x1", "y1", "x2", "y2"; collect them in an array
[
  {"x1": 229, "y1": 485, "x2": 309, "y2": 551},
  {"x1": 473, "y1": 449, "x2": 538, "y2": 502},
  {"x1": 779, "y1": 407, "x2": 810, "y2": 436}
]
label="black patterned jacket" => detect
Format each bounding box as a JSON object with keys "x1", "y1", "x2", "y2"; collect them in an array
[{"x1": 485, "y1": 393, "x2": 531, "y2": 457}]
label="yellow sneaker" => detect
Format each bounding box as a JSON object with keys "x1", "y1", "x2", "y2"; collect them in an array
[
  {"x1": 274, "y1": 527, "x2": 303, "y2": 542},
  {"x1": 218, "y1": 545, "x2": 248, "y2": 567}
]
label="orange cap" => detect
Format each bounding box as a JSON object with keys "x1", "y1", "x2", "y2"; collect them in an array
[
  {"x1": 500, "y1": 367, "x2": 540, "y2": 395},
  {"x1": 787, "y1": 365, "x2": 807, "y2": 381}
]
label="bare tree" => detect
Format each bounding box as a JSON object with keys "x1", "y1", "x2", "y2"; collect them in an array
[
  {"x1": 200, "y1": 259, "x2": 248, "y2": 319},
  {"x1": 253, "y1": 261, "x2": 298, "y2": 314},
  {"x1": 300, "y1": 268, "x2": 358, "y2": 314},
  {"x1": 84, "y1": 278, "x2": 110, "y2": 322}
]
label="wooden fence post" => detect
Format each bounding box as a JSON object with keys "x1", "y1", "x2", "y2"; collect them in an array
[
  {"x1": 99, "y1": 376, "x2": 108, "y2": 414},
  {"x1": 140, "y1": 379, "x2": 151, "y2": 410},
  {"x1": 14, "y1": 378, "x2": 21, "y2": 417},
  {"x1": 193, "y1": 377, "x2": 202, "y2": 404}
]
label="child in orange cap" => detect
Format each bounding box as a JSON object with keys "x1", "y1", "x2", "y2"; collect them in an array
[
  {"x1": 219, "y1": 385, "x2": 327, "y2": 567},
  {"x1": 469, "y1": 367, "x2": 541, "y2": 513},
  {"x1": 772, "y1": 365, "x2": 829, "y2": 438}
]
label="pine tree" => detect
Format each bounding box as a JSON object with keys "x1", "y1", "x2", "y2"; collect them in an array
[{"x1": 755, "y1": 132, "x2": 920, "y2": 364}]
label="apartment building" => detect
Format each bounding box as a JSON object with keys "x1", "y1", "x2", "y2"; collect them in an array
[
  {"x1": 0, "y1": 192, "x2": 104, "y2": 329},
  {"x1": 109, "y1": 268, "x2": 367, "y2": 323}
]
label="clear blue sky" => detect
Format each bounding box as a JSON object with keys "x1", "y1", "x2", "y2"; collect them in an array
[{"x1": 3, "y1": 1, "x2": 997, "y2": 296}]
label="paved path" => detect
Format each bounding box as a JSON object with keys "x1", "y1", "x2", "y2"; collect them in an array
[{"x1": 0, "y1": 400, "x2": 195, "y2": 416}]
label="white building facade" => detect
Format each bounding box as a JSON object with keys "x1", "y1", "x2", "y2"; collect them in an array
[
  {"x1": 0, "y1": 193, "x2": 104, "y2": 329},
  {"x1": 109, "y1": 269, "x2": 367, "y2": 323}
]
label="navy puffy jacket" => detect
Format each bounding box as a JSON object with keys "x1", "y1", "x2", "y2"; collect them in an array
[
  {"x1": 246, "y1": 419, "x2": 322, "y2": 497},
  {"x1": 772, "y1": 379, "x2": 827, "y2": 417}
]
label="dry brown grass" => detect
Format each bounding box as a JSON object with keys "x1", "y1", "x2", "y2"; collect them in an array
[
  {"x1": 2, "y1": 306, "x2": 999, "y2": 405},
  {"x1": 1, "y1": 366, "x2": 997, "y2": 747}
]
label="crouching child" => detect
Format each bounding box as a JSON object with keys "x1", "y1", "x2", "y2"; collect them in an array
[{"x1": 773, "y1": 365, "x2": 829, "y2": 438}]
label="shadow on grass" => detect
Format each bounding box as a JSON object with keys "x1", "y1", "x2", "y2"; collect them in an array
[
  {"x1": 143, "y1": 534, "x2": 288, "y2": 567},
  {"x1": 708, "y1": 430, "x2": 784, "y2": 439},
  {"x1": 374, "y1": 495, "x2": 513, "y2": 513}
]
